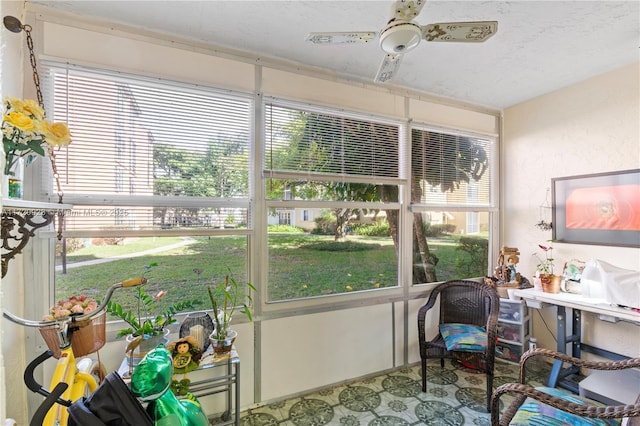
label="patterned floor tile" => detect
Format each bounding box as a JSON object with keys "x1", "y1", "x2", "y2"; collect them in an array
[{"x1": 240, "y1": 359, "x2": 550, "y2": 426}]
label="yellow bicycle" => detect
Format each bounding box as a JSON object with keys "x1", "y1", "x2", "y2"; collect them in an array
[{"x1": 3, "y1": 277, "x2": 146, "y2": 426}]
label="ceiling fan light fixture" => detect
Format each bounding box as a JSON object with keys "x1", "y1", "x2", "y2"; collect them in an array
[{"x1": 379, "y1": 21, "x2": 422, "y2": 54}]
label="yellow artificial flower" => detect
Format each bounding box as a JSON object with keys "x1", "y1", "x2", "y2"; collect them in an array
[
  {"x1": 4, "y1": 111, "x2": 37, "y2": 133},
  {"x1": 39, "y1": 120, "x2": 72, "y2": 147},
  {"x1": 2, "y1": 97, "x2": 72, "y2": 178},
  {"x1": 8, "y1": 97, "x2": 45, "y2": 120}
]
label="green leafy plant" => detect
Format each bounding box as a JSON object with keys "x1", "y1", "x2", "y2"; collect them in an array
[
  {"x1": 534, "y1": 244, "x2": 555, "y2": 275},
  {"x1": 106, "y1": 263, "x2": 199, "y2": 337},
  {"x1": 206, "y1": 270, "x2": 256, "y2": 341}
]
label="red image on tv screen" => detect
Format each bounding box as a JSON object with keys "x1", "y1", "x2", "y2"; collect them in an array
[{"x1": 565, "y1": 184, "x2": 640, "y2": 231}]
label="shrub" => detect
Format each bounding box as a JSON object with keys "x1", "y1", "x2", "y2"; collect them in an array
[
  {"x1": 268, "y1": 224, "x2": 305, "y2": 233},
  {"x1": 455, "y1": 236, "x2": 488, "y2": 277},
  {"x1": 423, "y1": 223, "x2": 456, "y2": 237},
  {"x1": 311, "y1": 211, "x2": 336, "y2": 235},
  {"x1": 55, "y1": 238, "x2": 86, "y2": 256},
  {"x1": 91, "y1": 237, "x2": 124, "y2": 246},
  {"x1": 351, "y1": 221, "x2": 390, "y2": 237}
]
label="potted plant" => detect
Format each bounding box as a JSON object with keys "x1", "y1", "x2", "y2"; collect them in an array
[
  {"x1": 106, "y1": 264, "x2": 200, "y2": 356},
  {"x1": 207, "y1": 272, "x2": 256, "y2": 355},
  {"x1": 534, "y1": 244, "x2": 561, "y2": 293}
]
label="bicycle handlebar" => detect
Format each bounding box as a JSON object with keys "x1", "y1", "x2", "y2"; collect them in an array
[{"x1": 2, "y1": 277, "x2": 147, "y2": 328}]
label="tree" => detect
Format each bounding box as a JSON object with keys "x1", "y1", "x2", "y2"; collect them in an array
[
  {"x1": 152, "y1": 137, "x2": 249, "y2": 228},
  {"x1": 266, "y1": 108, "x2": 489, "y2": 282},
  {"x1": 269, "y1": 111, "x2": 398, "y2": 241},
  {"x1": 404, "y1": 130, "x2": 489, "y2": 283}
]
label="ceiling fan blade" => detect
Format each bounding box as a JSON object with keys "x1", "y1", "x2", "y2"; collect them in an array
[
  {"x1": 391, "y1": 0, "x2": 426, "y2": 21},
  {"x1": 422, "y1": 21, "x2": 498, "y2": 42},
  {"x1": 306, "y1": 32, "x2": 376, "y2": 45},
  {"x1": 374, "y1": 54, "x2": 402, "y2": 83}
]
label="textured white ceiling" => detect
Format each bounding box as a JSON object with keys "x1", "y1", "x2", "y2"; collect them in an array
[{"x1": 26, "y1": 0, "x2": 640, "y2": 110}]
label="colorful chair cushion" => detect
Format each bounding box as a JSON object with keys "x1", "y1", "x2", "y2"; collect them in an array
[
  {"x1": 439, "y1": 323, "x2": 487, "y2": 352},
  {"x1": 510, "y1": 386, "x2": 621, "y2": 426}
]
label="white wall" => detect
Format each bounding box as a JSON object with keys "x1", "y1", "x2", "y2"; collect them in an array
[
  {"x1": 1, "y1": 1, "x2": 30, "y2": 424},
  {"x1": 502, "y1": 62, "x2": 640, "y2": 357}
]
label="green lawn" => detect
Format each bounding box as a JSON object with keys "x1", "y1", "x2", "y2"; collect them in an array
[
  {"x1": 55, "y1": 236, "x2": 247, "y2": 316},
  {"x1": 55, "y1": 234, "x2": 473, "y2": 317},
  {"x1": 56, "y1": 236, "x2": 186, "y2": 265},
  {"x1": 267, "y1": 235, "x2": 397, "y2": 300}
]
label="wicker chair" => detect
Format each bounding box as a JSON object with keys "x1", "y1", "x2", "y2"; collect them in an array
[
  {"x1": 491, "y1": 348, "x2": 640, "y2": 426},
  {"x1": 417, "y1": 279, "x2": 500, "y2": 412}
]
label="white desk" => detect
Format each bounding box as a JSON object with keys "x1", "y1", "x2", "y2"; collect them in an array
[
  {"x1": 513, "y1": 288, "x2": 640, "y2": 393},
  {"x1": 513, "y1": 288, "x2": 640, "y2": 324}
]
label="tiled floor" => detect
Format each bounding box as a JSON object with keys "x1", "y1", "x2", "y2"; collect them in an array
[{"x1": 239, "y1": 358, "x2": 551, "y2": 425}]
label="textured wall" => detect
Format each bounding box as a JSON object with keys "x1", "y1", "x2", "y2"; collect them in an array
[{"x1": 503, "y1": 62, "x2": 640, "y2": 357}]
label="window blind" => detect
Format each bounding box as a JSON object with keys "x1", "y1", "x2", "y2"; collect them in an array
[
  {"x1": 264, "y1": 102, "x2": 400, "y2": 184},
  {"x1": 41, "y1": 62, "x2": 252, "y2": 231},
  {"x1": 411, "y1": 128, "x2": 494, "y2": 207}
]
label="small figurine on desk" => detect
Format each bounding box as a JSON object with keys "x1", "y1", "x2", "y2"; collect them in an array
[
  {"x1": 507, "y1": 254, "x2": 520, "y2": 283},
  {"x1": 167, "y1": 336, "x2": 203, "y2": 396},
  {"x1": 495, "y1": 246, "x2": 521, "y2": 284}
]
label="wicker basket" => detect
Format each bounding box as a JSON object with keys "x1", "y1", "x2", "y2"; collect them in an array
[{"x1": 39, "y1": 311, "x2": 106, "y2": 359}]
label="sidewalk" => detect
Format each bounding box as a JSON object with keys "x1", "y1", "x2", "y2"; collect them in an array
[{"x1": 55, "y1": 237, "x2": 196, "y2": 271}]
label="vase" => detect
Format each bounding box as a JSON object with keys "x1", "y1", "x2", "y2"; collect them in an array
[
  {"x1": 125, "y1": 328, "x2": 171, "y2": 365},
  {"x1": 540, "y1": 274, "x2": 562, "y2": 293},
  {"x1": 532, "y1": 276, "x2": 543, "y2": 291},
  {"x1": 3, "y1": 156, "x2": 24, "y2": 199},
  {"x1": 179, "y1": 311, "x2": 214, "y2": 352},
  {"x1": 209, "y1": 329, "x2": 237, "y2": 355}
]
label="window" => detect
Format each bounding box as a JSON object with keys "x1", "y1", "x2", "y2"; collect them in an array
[
  {"x1": 278, "y1": 211, "x2": 291, "y2": 225},
  {"x1": 263, "y1": 100, "x2": 403, "y2": 302},
  {"x1": 41, "y1": 62, "x2": 253, "y2": 314},
  {"x1": 410, "y1": 126, "x2": 496, "y2": 284},
  {"x1": 41, "y1": 62, "x2": 498, "y2": 311}
]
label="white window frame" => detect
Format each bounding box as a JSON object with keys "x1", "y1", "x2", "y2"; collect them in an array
[
  {"x1": 33, "y1": 63, "x2": 500, "y2": 319},
  {"x1": 408, "y1": 123, "x2": 499, "y2": 287}
]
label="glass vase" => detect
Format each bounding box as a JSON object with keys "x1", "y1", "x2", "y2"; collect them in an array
[
  {"x1": 3, "y1": 156, "x2": 24, "y2": 199},
  {"x1": 179, "y1": 311, "x2": 214, "y2": 352},
  {"x1": 210, "y1": 329, "x2": 237, "y2": 355},
  {"x1": 125, "y1": 328, "x2": 171, "y2": 366}
]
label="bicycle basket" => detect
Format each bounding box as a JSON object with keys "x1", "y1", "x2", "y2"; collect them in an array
[{"x1": 39, "y1": 310, "x2": 106, "y2": 358}]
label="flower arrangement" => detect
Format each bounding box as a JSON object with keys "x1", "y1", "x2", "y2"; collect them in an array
[
  {"x1": 2, "y1": 96, "x2": 71, "y2": 176},
  {"x1": 205, "y1": 270, "x2": 255, "y2": 341},
  {"x1": 534, "y1": 244, "x2": 556, "y2": 275},
  {"x1": 44, "y1": 294, "x2": 98, "y2": 320},
  {"x1": 106, "y1": 264, "x2": 200, "y2": 338}
]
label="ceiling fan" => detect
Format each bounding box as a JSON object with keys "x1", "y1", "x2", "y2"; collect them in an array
[{"x1": 306, "y1": 0, "x2": 497, "y2": 83}]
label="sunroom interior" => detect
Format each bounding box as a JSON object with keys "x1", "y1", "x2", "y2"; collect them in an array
[{"x1": 1, "y1": 1, "x2": 639, "y2": 424}]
